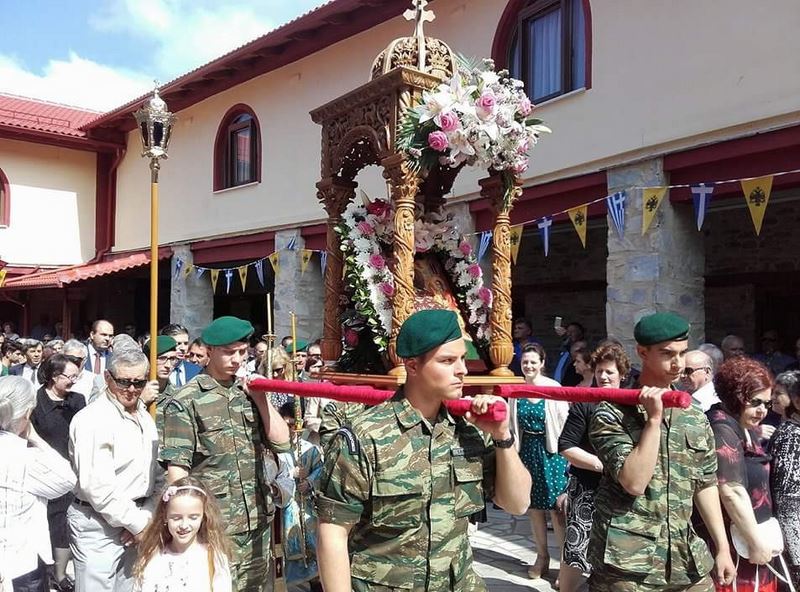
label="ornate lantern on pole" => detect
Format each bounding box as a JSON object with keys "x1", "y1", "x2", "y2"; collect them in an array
[{"x1": 133, "y1": 85, "x2": 176, "y2": 415}]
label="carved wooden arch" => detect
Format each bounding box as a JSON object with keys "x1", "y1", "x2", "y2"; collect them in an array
[{"x1": 330, "y1": 125, "x2": 388, "y2": 182}]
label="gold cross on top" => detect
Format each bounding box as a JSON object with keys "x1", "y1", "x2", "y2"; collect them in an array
[{"x1": 404, "y1": 0, "x2": 435, "y2": 38}]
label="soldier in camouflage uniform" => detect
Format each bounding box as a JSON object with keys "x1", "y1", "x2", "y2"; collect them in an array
[
  {"x1": 159, "y1": 316, "x2": 291, "y2": 592},
  {"x1": 318, "y1": 401, "x2": 366, "y2": 450},
  {"x1": 141, "y1": 335, "x2": 178, "y2": 440},
  {"x1": 588, "y1": 312, "x2": 735, "y2": 591},
  {"x1": 316, "y1": 309, "x2": 532, "y2": 592}
]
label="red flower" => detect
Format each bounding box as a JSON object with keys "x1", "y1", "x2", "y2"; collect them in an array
[
  {"x1": 366, "y1": 200, "x2": 390, "y2": 217},
  {"x1": 344, "y1": 328, "x2": 359, "y2": 348}
]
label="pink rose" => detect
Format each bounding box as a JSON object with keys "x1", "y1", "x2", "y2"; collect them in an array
[
  {"x1": 434, "y1": 110, "x2": 460, "y2": 133},
  {"x1": 427, "y1": 130, "x2": 449, "y2": 152},
  {"x1": 458, "y1": 241, "x2": 472, "y2": 256},
  {"x1": 517, "y1": 96, "x2": 533, "y2": 116},
  {"x1": 468, "y1": 263, "x2": 482, "y2": 278},
  {"x1": 366, "y1": 200, "x2": 390, "y2": 217},
  {"x1": 344, "y1": 328, "x2": 359, "y2": 348},
  {"x1": 477, "y1": 91, "x2": 496, "y2": 115},
  {"x1": 379, "y1": 282, "x2": 395, "y2": 297},
  {"x1": 512, "y1": 161, "x2": 528, "y2": 174},
  {"x1": 356, "y1": 221, "x2": 375, "y2": 235},
  {"x1": 368, "y1": 253, "x2": 386, "y2": 269},
  {"x1": 478, "y1": 287, "x2": 492, "y2": 306}
]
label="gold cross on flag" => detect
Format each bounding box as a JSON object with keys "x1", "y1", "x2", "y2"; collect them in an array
[{"x1": 404, "y1": 0, "x2": 435, "y2": 38}]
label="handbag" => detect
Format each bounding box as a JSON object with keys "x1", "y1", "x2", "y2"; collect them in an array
[{"x1": 729, "y1": 517, "x2": 796, "y2": 592}]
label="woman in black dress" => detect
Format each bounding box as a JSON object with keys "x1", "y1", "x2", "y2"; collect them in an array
[{"x1": 31, "y1": 353, "x2": 86, "y2": 592}]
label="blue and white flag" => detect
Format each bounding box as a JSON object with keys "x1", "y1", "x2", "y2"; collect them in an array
[
  {"x1": 477, "y1": 231, "x2": 493, "y2": 262},
  {"x1": 320, "y1": 251, "x2": 328, "y2": 277},
  {"x1": 286, "y1": 235, "x2": 298, "y2": 251},
  {"x1": 173, "y1": 258, "x2": 184, "y2": 280},
  {"x1": 254, "y1": 259, "x2": 265, "y2": 288},
  {"x1": 195, "y1": 267, "x2": 206, "y2": 280},
  {"x1": 224, "y1": 269, "x2": 234, "y2": 294},
  {"x1": 606, "y1": 191, "x2": 627, "y2": 239},
  {"x1": 691, "y1": 183, "x2": 714, "y2": 231},
  {"x1": 537, "y1": 217, "x2": 552, "y2": 257}
]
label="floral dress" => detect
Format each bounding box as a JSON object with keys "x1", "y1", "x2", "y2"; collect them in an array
[
  {"x1": 707, "y1": 405, "x2": 776, "y2": 592},
  {"x1": 518, "y1": 398, "x2": 568, "y2": 509},
  {"x1": 770, "y1": 415, "x2": 800, "y2": 588}
]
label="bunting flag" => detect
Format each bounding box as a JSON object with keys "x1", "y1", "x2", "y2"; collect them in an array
[
  {"x1": 691, "y1": 183, "x2": 714, "y2": 231},
  {"x1": 509, "y1": 225, "x2": 523, "y2": 265},
  {"x1": 606, "y1": 191, "x2": 627, "y2": 239},
  {"x1": 537, "y1": 217, "x2": 552, "y2": 257},
  {"x1": 300, "y1": 249, "x2": 313, "y2": 275},
  {"x1": 195, "y1": 267, "x2": 206, "y2": 280},
  {"x1": 224, "y1": 269, "x2": 234, "y2": 294},
  {"x1": 268, "y1": 252, "x2": 281, "y2": 277},
  {"x1": 0, "y1": 269, "x2": 6, "y2": 288},
  {"x1": 477, "y1": 231, "x2": 493, "y2": 262},
  {"x1": 567, "y1": 205, "x2": 588, "y2": 248},
  {"x1": 254, "y1": 259, "x2": 265, "y2": 287},
  {"x1": 182, "y1": 263, "x2": 194, "y2": 279},
  {"x1": 210, "y1": 269, "x2": 220, "y2": 292},
  {"x1": 641, "y1": 187, "x2": 668, "y2": 235},
  {"x1": 286, "y1": 235, "x2": 297, "y2": 251},
  {"x1": 238, "y1": 266, "x2": 248, "y2": 290},
  {"x1": 741, "y1": 175, "x2": 773, "y2": 236},
  {"x1": 320, "y1": 251, "x2": 328, "y2": 277},
  {"x1": 173, "y1": 258, "x2": 184, "y2": 280}
]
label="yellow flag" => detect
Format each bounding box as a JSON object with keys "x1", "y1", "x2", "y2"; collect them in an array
[
  {"x1": 509, "y1": 225, "x2": 524, "y2": 265},
  {"x1": 641, "y1": 187, "x2": 668, "y2": 235},
  {"x1": 567, "y1": 205, "x2": 588, "y2": 248},
  {"x1": 238, "y1": 266, "x2": 248, "y2": 290},
  {"x1": 0, "y1": 269, "x2": 6, "y2": 288},
  {"x1": 741, "y1": 175, "x2": 773, "y2": 236},
  {"x1": 268, "y1": 252, "x2": 281, "y2": 277},
  {"x1": 210, "y1": 269, "x2": 219, "y2": 292},
  {"x1": 182, "y1": 263, "x2": 193, "y2": 279},
  {"x1": 300, "y1": 250, "x2": 313, "y2": 275}
]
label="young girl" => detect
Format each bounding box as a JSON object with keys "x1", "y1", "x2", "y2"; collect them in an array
[{"x1": 134, "y1": 477, "x2": 232, "y2": 592}]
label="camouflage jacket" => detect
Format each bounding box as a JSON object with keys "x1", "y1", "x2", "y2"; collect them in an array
[
  {"x1": 316, "y1": 392, "x2": 495, "y2": 591},
  {"x1": 318, "y1": 401, "x2": 366, "y2": 451},
  {"x1": 588, "y1": 401, "x2": 717, "y2": 586},
  {"x1": 159, "y1": 374, "x2": 291, "y2": 535},
  {"x1": 154, "y1": 382, "x2": 176, "y2": 443}
]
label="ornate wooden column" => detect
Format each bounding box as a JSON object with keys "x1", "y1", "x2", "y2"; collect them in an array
[
  {"x1": 316, "y1": 176, "x2": 356, "y2": 365},
  {"x1": 382, "y1": 153, "x2": 421, "y2": 376},
  {"x1": 480, "y1": 173, "x2": 522, "y2": 377}
]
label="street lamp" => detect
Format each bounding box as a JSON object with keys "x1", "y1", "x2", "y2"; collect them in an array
[{"x1": 133, "y1": 85, "x2": 176, "y2": 415}]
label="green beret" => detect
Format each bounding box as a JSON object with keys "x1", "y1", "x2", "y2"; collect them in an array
[
  {"x1": 143, "y1": 335, "x2": 177, "y2": 357},
  {"x1": 294, "y1": 339, "x2": 308, "y2": 353},
  {"x1": 634, "y1": 312, "x2": 690, "y2": 346},
  {"x1": 397, "y1": 309, "x2": 462, "y2": 358},
  {"x1": 202, "y1": 316, "x2": 254, "y2": 346}
]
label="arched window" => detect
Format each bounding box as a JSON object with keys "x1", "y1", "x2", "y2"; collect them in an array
[
  {"x1": 213, "y1": 104, "x2": 261, "y2": 191},
  {"x1": 0, "y1": 167, "x2": 9, "y2": 227},
  {"x1": 494, "y1": 0, "x2": 591, "y2": 103}
]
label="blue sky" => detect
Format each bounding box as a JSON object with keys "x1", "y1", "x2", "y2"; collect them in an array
[{"x1": 0, "y1": 0, "x2": 325, "y2": 111}]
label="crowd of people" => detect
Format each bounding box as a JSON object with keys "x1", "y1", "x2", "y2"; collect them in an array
[{"x1": 1, "y1": 311, "x2": 799, "y2": 592}]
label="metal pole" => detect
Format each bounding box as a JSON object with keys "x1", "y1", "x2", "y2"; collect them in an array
[{"x1": 148, "y1": 160, "x2": 160, "y2": 419}]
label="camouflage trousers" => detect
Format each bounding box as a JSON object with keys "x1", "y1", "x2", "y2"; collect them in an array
[
  {"x1": 231, "y1": 526, "x2": 273, "y2": 592},
  {"x1": 589, "y1": 573, "x2": 713, "y2": 592}
]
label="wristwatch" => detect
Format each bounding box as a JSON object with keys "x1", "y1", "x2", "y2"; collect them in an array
[{"x1": 493, "y1": 433, "x2": 515, "y2": 449}]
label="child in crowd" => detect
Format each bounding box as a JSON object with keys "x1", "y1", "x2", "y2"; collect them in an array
[
  {"x1": 277, "y1": 400, "x2": 324, "y2": 592},
  {"x1": 133, "y1": 477, "x2": 232, "y2": 592}
]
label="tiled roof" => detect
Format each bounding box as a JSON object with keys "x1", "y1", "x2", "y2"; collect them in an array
[
  {"x1": 1, "y1": 248, "x2": 173, "y2": 289},
  {"x1": 0, "y1": 93, "x2": 100, "y2": 138}
]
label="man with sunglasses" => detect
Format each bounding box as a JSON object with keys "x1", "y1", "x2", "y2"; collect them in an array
[
  {"x1": 67, "y1": 348, "x2": 162, "y2": 592},
  {"x1": 680, "y1": 350, "x2": 720, "y2": 412}
]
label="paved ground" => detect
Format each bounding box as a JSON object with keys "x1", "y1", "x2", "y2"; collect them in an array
[{"x1": 471, "y1": 505, "x2": 560, "y2": 592}]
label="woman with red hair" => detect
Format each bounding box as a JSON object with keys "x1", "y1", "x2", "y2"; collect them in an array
[{"x1": 708, "y1": 357, "x2": 777, "y2": 592}]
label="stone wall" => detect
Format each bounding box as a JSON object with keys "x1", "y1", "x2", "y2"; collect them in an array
[{"x1": 169, "y1": 245, "x2": 213, "y2": 339}]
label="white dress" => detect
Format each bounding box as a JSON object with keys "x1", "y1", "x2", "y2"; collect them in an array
[{"x1": 137, "y1": 543, "x2": 232, "y2": 592}]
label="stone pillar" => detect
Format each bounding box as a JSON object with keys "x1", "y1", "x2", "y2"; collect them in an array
[
  {"x1": 170, "y1": 244, "x2": 213, "y2": 339},
  {"x1": 605, "y1": 158, "x2": 705, "y2": 355},
  {"x1": 273, "y1": 229, "x2": 324, "y2": 344}
]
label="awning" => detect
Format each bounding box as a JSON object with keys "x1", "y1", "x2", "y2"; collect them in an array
[{"x1": 1, "y1": 247, "x2": 173, "y2": 290}]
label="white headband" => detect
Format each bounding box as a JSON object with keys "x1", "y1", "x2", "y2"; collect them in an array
[{"x1": 162, "y1": 485, "x2": 207, "y2": 503}]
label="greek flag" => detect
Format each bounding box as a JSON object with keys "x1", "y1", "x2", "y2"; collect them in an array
[
  {"x1": 691, "y1": 183, "x2": 714, "y2": 231},
  {"x1": 606, "y1": 191, "x2": 627, "y2": 239},
  {"x1": 320, "y1": 251, "x2": 328, "y2": 277},
  {"x1": 254, "y1": 259, "x2": 265, "y2": 287},
  {"x1": 286, "y1": 235, "x2": 298, "y2": 251},
  {"x1": 537, "y1": 217, "x2": 552, "y2": 257},
  {"x1": 173, "y1": 258, "x2": 183, "y2": 280},
  {"x1": 477, "y1": 231, "x2": 493, "y2": 262},
  {"x1": 224, "y1": 269, "x2": 234, "y2": 294}
]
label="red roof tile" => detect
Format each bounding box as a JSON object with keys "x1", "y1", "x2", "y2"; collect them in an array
[
  {"x1": 0, "y1": 93, "x2": 100, "y2": 138},
  {"x1": 1, "y1": 247, "x2": 172, "y2": 289}
]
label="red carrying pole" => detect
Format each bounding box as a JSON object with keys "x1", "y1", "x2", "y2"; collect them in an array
[{"x1": 493, "y1": 385, "x2": 691, "y2": 408}]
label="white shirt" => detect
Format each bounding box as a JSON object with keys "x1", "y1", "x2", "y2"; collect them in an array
[
  {"x1": 69, "y1": 390, "x2": 162, "y2": 535},
  {"x1": 71, "y1": 369, "x2": 104, "y2": 400},
  {"x1": 87, "y1": 343, "x2": 108, "y2": 374},
  {"x1": 0, "y1": 431, "x2": 76, "y2": 580},
  {"x1": 692, "y1": 380, "x2": 720, "y2": 412},
  {"x1": 21, "y1": 364, "x2": 42, "y2": 390},
  {"x1": 136, "y1": 543, "x2": 231, "y2": 592}
]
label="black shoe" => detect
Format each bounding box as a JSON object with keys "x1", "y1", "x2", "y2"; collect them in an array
[{"x1": 57, "y1": 577, "x2": 75, "y2": 592}]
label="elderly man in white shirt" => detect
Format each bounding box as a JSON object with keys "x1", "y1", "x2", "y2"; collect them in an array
[
  {"x1": 680, "y1": 349, "x2": 720, "y2": 412},
  {"x1": 68, "y1": 348, "x2": 163, "y2": 592},
  {"x1": 0, "y1": 376, "x2": 76, "y2": 592}
]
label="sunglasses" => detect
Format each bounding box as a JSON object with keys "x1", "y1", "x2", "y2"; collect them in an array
[
  {"x1": 682, "y1": 366, "x2": 710, "y2": 377},
  {"x1": 110, "y1": 375, "x2": 148, "y2": 389},
  {"x1": 747, "y1": 398, "x2": 772, "y2": 410}
]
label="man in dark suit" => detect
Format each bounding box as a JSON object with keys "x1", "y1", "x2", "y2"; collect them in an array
[
  {"x1": 10, "y1": 338, "x2": 44, "y2": 388},
  {"x1": 160, "y1": 323, "x2": 201, "y2": 387},
  {"x1": 85, "y1": 319, "x2": 114, "y2": 375}
]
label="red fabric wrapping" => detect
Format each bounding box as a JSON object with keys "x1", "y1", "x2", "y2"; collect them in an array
[
  {"x1": 246, "y1": 378, "x2": 507, "y2": 421},
  {"x1": 493, "y1": 385, "x2": 691, "y2": 409}
]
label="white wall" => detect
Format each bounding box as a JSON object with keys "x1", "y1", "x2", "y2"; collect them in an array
[
  {"x1": 0, "y1": 138, "x2": 96, "y2": 265},
  {"x1": 113, "y1": 0, "x2": 800, "y2": 251}
]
